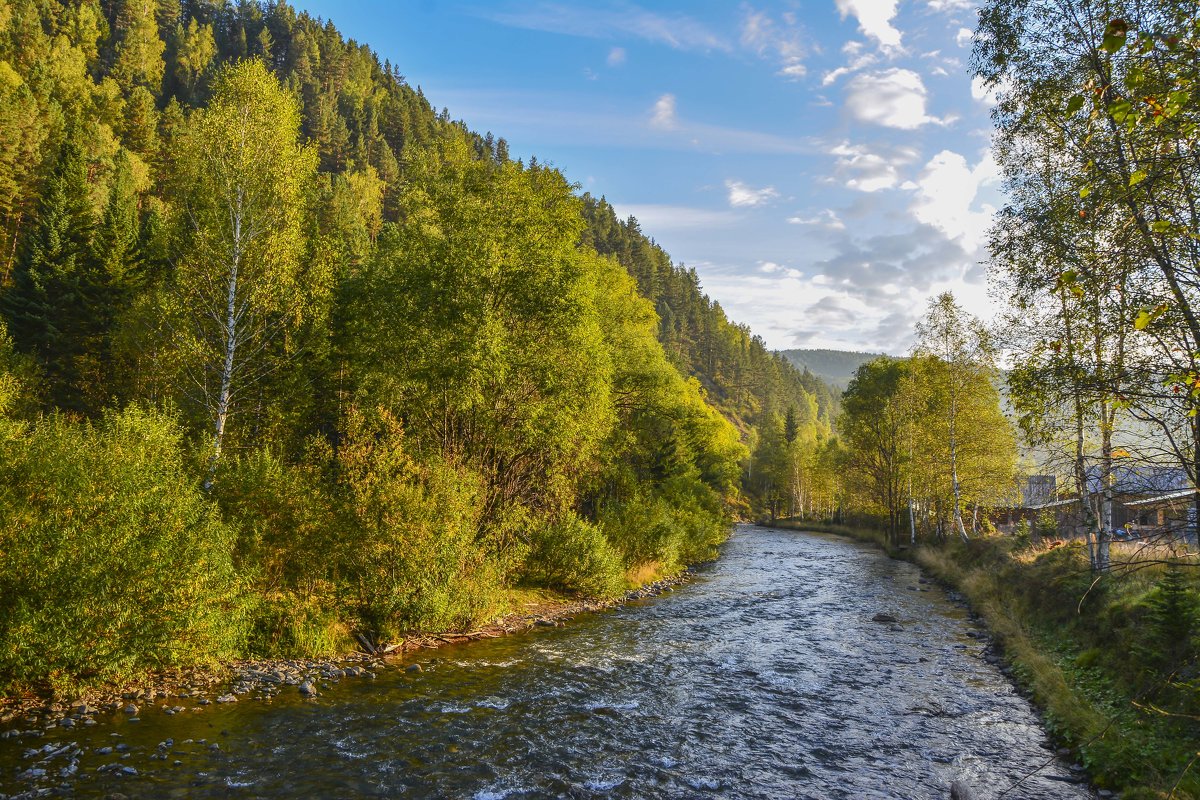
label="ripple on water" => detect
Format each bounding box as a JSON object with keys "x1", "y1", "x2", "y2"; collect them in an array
[{"x1": 0, "y1": 526, "x2": 1094, "y2": 800}]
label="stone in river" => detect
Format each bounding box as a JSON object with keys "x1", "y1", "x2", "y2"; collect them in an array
[
  {"x1": 871, "y1": 613, "x2": 899, "y2": 623},
  {"x1": 215, "y1": 694, "x2": 237, "y2": 704},
  {"x1": 406, "y1": 663, "x2": 423, "y2": 673},
  {"x1": 299, "y1": 681, "x2": 317, "y2": 697},
  {"x1": 950, "y1": 779, "x2": 976, "y2": 800},
  {"x1": 123, "y1": 704, "x2": 138, "y2": 715}
]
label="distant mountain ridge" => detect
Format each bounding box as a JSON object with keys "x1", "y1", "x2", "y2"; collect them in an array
[{"x1": 780, "y1": 349, "x2": 888, "y2": 389}]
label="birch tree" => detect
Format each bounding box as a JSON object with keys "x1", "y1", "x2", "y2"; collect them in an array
[
  {"x1": 914, "y1": 293, "x2": 998, "y2": 542},
  {"x1": 172, "y1": 59, "x2": 317, "y2": 478}
]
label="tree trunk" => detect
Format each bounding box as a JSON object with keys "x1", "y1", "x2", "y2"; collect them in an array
[{"x1": 204, "y1": 194, "x2": 243, "y2": 490}]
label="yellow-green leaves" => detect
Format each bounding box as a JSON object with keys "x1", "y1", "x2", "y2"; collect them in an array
[
  {"x1": 1100, "y1": 18, "x2": 1128, "y2": 54},
  {"x1": 1128, "y1": 169, "x2": 1148, "y2": 187},
  {"x1": 1134, "y1": 302, "x2": 1170, "y2": 330}
]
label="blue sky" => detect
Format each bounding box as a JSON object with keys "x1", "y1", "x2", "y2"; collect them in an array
[{"x1": 296, "y1": 0, "x2": 1001, "y2": 354}]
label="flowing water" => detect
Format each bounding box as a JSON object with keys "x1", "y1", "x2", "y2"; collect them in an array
[{"x1": 1, "y1": 526, "x2": 1093, "y2": 799}]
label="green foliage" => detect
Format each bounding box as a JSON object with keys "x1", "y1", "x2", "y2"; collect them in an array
[
  {"x1": 1012, "y1": 518, "x2": 1033, "y2": 549},
  {"x1": 0, "y1": 407, "x2": 245, "y2": 694},
  {"x1": 335, "y1": 407, "x2": 499, "y2": 638},
  {"x1": 521, "y1": 514, "x2": 625, "y2": 598},
  {"x1": 1, "y1": 137, "x2": 105, "y2": 414},
  {"x1": 1035, "y1": 509, "x2": 1059, "y2": 541},
  {"x1": 0, "y1": 0, "x2": 768, "y2": 691},
  {"x1": 244, "y1": 592, "x2": 349, "y2": 659},
  {"x1": 1134, "y1": 565, "x2": 1199, "y2": 680}
]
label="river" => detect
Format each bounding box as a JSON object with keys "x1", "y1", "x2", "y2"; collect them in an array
[{"x1": 1, "y1": 525, "x2": 1093, "y2": 799}]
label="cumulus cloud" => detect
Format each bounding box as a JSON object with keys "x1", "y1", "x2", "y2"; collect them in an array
[
  {"x1": 907, "y1": 149, "x2": 999, "y2": 252},
  {"x1": 844, "y1": 69, "x2": 944, "y2": 129},
  {"x1": 726, "y1": 179, "x2": 780, "y2": 207},
  {"x1": 829, "y1": 141, "x2": 919, "y2": 192},
  {"x1": 830, "y1": 143, "x2": 899, "y2": 192},
  {"x1": 759, "y1": 261, "x2": 803, "y2": 278},
  {"x1": 650, "y1": 93, "x2": 677, "y2": 129},
  {"x1": 970, "y1": 75, "x2": 1007, "y2": 106},
  {"x1": 835, "y1": 0, "x2": 902, "y2": 52},
  {"x1": 607, "y1": 46, "x2": 626, "y2": 66},
  {"x1": 955, "y1": 27, "x2": 973, "y2": 47}
]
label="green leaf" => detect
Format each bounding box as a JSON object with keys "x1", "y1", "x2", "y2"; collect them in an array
[
  {"x1": 1079, "y1": 186, "x2": 1091, "y2": 198},
  {"x1": 1101, "y1": 32, "x2": 1127, "y2": 53},
  {"x1": 1129, "y1": 170, "x2": 1148, "y2": 186},
  {"x1": 1134, "y1": 310, "x2": 1152, "y2": 330},
  {"x1": 1109, "y1": 99, "x2": 1132, "y2": 122},
  {"x1": 1151, "y1": 220, "x2": 1171, "y2": 233},
  {"x1": 1065, "y1": 95, "x2": 1085, "y2": 115}
]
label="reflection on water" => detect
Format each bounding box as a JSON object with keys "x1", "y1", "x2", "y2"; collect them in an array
[{"x1": 0, "y1": 525, "x2": 1093, "y2": 799}]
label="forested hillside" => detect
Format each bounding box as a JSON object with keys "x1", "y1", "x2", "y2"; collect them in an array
[
  {"x1": 780, "y1": 348, "x2": 886, "y2": 390},
  {"x1": 0, "y1": 0, "x2": 830, "y2": 694}
]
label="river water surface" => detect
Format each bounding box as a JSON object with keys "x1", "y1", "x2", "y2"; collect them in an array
[{"x1": 1, "y1": 525, "x2": 1093, "y2": 799}]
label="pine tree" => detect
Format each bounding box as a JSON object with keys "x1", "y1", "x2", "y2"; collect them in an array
[
  {"x1": 0, "y1": 139, "x2": 102, "y2": 412},
  {"x1": 110, "y1": 0, "x2": 166, "y2": 93}
]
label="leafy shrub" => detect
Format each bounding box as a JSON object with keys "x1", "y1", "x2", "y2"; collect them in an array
[
  {"x1": 521, "y1": 513, "x2": 625, "y2": 598},
  {"x1": 1012, "y1": 518, "x2": 1032, "y2": 550},
  {"x1": 336, "y1": 407, "x2": 499, "y2": 637},
  {"x1": 212, "y1": 446, "x2": 338, "y2": 592},
  {"x1": 245, "y1": 591, "x2": 349, "y2": 658},
  {"x1": 0, "y1": 407, "x2": 244, "y2": 694},
  {"x1": 1035, "y1": 509, "x2": 1058, "y2": 542}
]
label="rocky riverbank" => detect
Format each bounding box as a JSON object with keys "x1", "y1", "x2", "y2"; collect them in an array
[{"x1": 0, "y1": 572, "x2": 693, "y2": 749}]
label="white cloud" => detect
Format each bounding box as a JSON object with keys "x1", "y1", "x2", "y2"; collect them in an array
[
  {"x1": 844, "y1": 69, "x2": 944, "y2": 129},
  {"x1": 970, "y1": 75, "x2": 1006, "y2": 105},
  {"x1": 821, "y1": 51, "x2": 877, "y2": 86},
  {"x1": 908, "y1": 149, "x2": 999, "y2": 252},
  {"x1": 787, "y1": 209, "x2": 846, "y2": 229},
  {"x1": 759, "y1": 261, "x2": 803, "y2": 278},
  {"x1": 650, "y1": 93, "x2": 677, "y2": 129},
  {"x1": 829, "y1": 141, "x2": 917, "y2": 192},
  {"x1": 741, "y1": 6, "x2": 807, "y2": 80},
  {"x1": 607, "y1": 46, "x2": 626, "y2": 66},
  {"x1": 835, "y1": 0, "x2": 902, "y2": 52},
  {"x1": 726, "y1": 179, "x2": 780, "y2": 207},
  {"x1": 955, "y1": 27, "x2": 973, "y2": 47},
  {"x1": 927, "y1": 0, "x2": 974, "y2": 11}
]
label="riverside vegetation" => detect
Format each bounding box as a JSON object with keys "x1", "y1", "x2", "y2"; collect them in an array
[
  {"x1": 0, "y1": 1, "x2": 836, "y2": 699},
  {"x1": 796, "y1": 1, "x2": 1200, "y2": 794}
]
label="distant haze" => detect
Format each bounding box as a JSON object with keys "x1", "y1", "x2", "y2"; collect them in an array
[{"x1": 780, "y1": 349, "x2": 887, "y2": 390}]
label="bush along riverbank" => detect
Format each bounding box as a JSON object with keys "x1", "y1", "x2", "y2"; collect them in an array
[
  {"x1": 772, "y1": 519, "x2": 1200, "y2": 799},
  {"x1": 0, "y1": 571, "x2": 695, "y2": 742}
]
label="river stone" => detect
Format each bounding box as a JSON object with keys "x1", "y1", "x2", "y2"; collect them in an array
[
  {"x1": 215, "y1": 694, "x2": 237, "y2": 704},
  {"x1": 950, "y1": 779, "x2": 977, "y2": 800},
  {"x1": 299, "y1": 681, "x2": 317, "y2": 697},
  {"x1": 406, "y1": 663, "x2": 422, "y2": 673},
  {"x1": 888, "y1": 624, "x2": 904, "y2": 632},
  {"x1": 871, "y1": 613, "x2": 898, "y2": 623}
]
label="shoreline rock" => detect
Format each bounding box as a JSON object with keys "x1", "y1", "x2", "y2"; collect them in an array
[{"x1": 0, "y1": 570, "x2": 695, "y2": 741}]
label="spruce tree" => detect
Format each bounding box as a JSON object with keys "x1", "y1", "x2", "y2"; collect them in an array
[{"x1": 0, "y1": 138, "x2": 102, "y2": 413}]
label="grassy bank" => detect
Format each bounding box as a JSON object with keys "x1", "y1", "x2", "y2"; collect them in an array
[{"x1": 773, "y1": 519, "x2": 1200, "y2": 799}]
